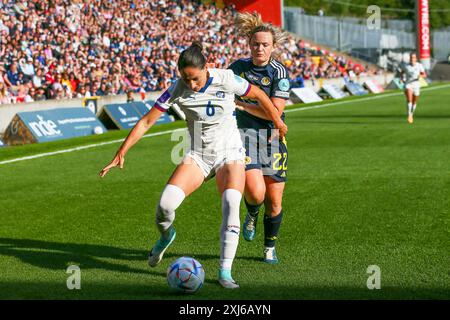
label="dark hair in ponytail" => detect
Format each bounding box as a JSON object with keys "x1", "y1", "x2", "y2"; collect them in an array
[{"x1": 178, "y1": 41, "x2": 206, "y2": 70}]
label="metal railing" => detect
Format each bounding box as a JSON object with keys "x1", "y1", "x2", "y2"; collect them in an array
[{"x1": 284, "y1": 9, "x2": 449, "y2": 62}]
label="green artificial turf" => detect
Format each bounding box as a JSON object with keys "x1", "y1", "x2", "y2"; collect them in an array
[{"x1": 0, "y1": 84, "x2": 449, "y2": 299}]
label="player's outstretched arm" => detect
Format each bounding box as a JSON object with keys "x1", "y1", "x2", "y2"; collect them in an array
[
  {"x1": 99, "y1": 107, "x2": 164, "y2": 177},
  {"x1": 244, "y1": 85, "x2": 288, "y2": 139},
  {"x1": 235, "y1": 97, "x2": 285, "y2": 119}
]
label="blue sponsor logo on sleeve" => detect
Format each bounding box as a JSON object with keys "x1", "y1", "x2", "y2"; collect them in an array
[
  {"x1": 278, "y1": 79, "x2": 290, "y2": 92},
  {"x1": 157, "y1": 90, "x2": 171, "y2": 104}
]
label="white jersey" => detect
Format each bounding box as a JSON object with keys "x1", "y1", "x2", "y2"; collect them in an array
[
  {"x1": 402, "y1": 62, "x2": 425, "y2": 84},
  {"x1": 154, "y1": 68, "x2": 251, "y2": 154}
]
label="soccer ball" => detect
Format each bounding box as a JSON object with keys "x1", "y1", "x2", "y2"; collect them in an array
[{"x1": 167, "y1": 257, "x2": 205, "y2": 293}]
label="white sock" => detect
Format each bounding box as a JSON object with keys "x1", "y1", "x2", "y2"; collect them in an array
[
  {"x1": 155, "y1": 184, "x2": 185, "y2": 239},
  {"x1": 220, "y1": 189, "x2": 242, "y2": 271},
  {"x1": 412, "y1": 104, "x2": 417, "y2": 114},
  {"x1": 407, "y1": 102, "x2": 413, "y2": 116}
]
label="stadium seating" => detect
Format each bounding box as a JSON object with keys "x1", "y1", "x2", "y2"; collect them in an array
[{"x1": 0, "y1": 0, "x2": 382, "y2": 105}]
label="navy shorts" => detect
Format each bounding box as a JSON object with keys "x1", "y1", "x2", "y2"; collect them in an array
[{"x1": 240, "y1": 128, "x2": 288, "y2": 182}]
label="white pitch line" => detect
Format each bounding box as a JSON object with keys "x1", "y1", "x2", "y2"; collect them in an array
[
  {"x1": 285, "y1": 83, "x2": 450, "y2": 114},
  {"x1": 0, "y1": 128, "x2": 186, "y2": 165},
  {"x1": 1, "y1": 84, "x2": 449, "y2": 166}
]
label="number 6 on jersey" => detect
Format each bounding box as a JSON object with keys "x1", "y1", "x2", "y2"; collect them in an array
[{"x1": 206, "y1": 101, "x2": 215, "y2": 117}]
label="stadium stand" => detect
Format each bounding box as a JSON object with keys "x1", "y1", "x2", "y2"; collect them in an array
[{"x1": 0, "y1": 0, "x2": 382, "y2": 105}]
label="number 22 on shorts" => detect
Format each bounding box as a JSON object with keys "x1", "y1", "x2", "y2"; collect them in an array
[{"x1": 273, "y1": 152, "x2": 287, "y2": 170}]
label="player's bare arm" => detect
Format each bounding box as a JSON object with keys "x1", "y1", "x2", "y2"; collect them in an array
[
  {"x1": 244, "y1": 85, "x2": 287, "y2": 138},
  {"x1": 99, "y1": 107, "x2": 164, "y2": 177},
  {"x1": 237, "y1": 97, "x2": 285, "y2": 120}
]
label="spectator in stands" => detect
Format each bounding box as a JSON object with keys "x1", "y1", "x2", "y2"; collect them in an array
[
  {"x1": 15, "y1": 85, "x2": 27, "y2": 103},
  {"x1": 68, "y1": 72, "x2": 79, "y2": 94},
  {"x1": 32, "y1": 68, "x2": 44, "y2": 88},
  {"x1": 61, "y1": 72, "x2": 73, "y2": 97},
  {"x1": 75, "y1": 85, "x2": 85, "y2": 99},
  {"x1": 126, "y1": 90, "x2": 134, "y2": 103},
  {"x1": 291, "y1": 74, "x2": 305, "y2": 88},
  {"x1": 52, "y1": 73, "x2": 64, "y2": 98},
  {"x1": 0, "y1": 81, "x2": 11, "y2": 104},
  {"x1": 34, "y1": 87, "x2": 46, "y2": 101},
  {"x1": 5, "y1": 61, "x2": 20, "y2": 88},
  {"x1": 20, "y1": 56, "x2": 35, "y2": 82},
  {"x1": 25, "y1": 86, "x2": 35, "y2": 103},
  {"x1": 55, "y1": 87, "x2": 66, "y2": 100},
  {"x1": 0, "y1": 65, "x2": 5, "y2": 84}
]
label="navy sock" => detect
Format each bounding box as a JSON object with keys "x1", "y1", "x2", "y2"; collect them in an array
[
  {"x1": 244, "y1": 198, "x2": 262, "y2": 217},
  {"x1": 264, "y1": 210, "x2": 283, "y2": 247}
]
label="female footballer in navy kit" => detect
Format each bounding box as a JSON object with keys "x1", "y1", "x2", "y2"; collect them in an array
[{"x1": 229, "y1": 12, "x2": 290, "y2": 264}]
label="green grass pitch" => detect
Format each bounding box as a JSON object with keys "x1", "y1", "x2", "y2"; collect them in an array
[{"x1": 0, "y1": 84, "x2": 449, "y2": 299}]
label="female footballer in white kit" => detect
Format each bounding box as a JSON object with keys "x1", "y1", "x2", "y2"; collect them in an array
[
  {"x1": 401, "y1": 52, "x2": 427, "y2": 124},
  {"x1": 99, "y1": 42, "x2": 287, "y2": 289}
]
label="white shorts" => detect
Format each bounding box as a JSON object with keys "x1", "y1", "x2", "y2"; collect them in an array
[
  {"x1": 183, "y1": 147, "x2": 246, "y2": 181},
  {"x1": 405, "y1": 81, "x2": 420, "y2": 96}
]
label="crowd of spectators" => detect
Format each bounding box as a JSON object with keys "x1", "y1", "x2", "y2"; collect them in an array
[{"x1": 0, "y1": 0, "x2": 381, "y2": 105}]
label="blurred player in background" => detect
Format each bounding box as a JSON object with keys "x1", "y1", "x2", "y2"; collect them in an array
[
  {"x1": 229, "y1": 12, "x2": 290, "y2": 264},
  {"x1": 100, "y1": 42, "x2": 287, "y2": 289},
  {"x1": 401, "y1": 52, "x2": 427, "y2": 124}
]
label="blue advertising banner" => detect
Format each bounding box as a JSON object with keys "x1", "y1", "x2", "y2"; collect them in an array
[
  {"x1": 102, "y1": 103, "x2": 142, "y2": 130},
  {"x1": 133, "y1": 101, "x2": 153, "y2": 116},
  {"x1": 133, "y1": 101, "x2": 173, "y2": 125},
  {"x1": 345, "y1": 81, "x2": 369, "y2": 96},
  {"x1": 321, "y1": 84, "x2": 347, "y2": 99},
  {"x1": 17, "y1": 108, "x2": 107, "y2": 143},
  {"x1": 102, "y1": 101, "x2": 173, "y2": 130}
]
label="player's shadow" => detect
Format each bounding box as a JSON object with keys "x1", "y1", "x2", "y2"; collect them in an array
[
  {"x1": 0, "y1": 237, "x2": 168, "y2": 278},
  {"x1": 0, "y1": 238, "x2": 256, "y2": 285}
]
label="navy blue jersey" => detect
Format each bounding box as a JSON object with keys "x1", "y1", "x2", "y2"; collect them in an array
[{"x1": 228, "y1": 58, "x2": 290, "y2": 130}]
